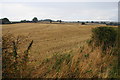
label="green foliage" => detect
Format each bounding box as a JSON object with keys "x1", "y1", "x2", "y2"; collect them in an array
[
  {"x1": 32, "y1": 17, "x2": 38, "y2": 23},
  {"x1": 109, "y1": 60, "x2": 118, "y2": 78},
  {"x1": 51, "y1": 53, "x2": 72, "y2": 72},
  {"x1": 90, "y1": 27, "x2": 117, "y2": 51},
  {"x1": 85, "y1": 69, "x2": 92, "y2": 73},
  {"x1": 0, "y1": 18, "x2": 11, "y2": 24},
  {"x1": 84, "y1": 54, "x2": 89, "y2": 58}
]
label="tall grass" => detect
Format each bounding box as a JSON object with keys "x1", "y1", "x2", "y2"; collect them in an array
[{"x1": 2, "y1": 33, "x2": 33, "y2": 78}]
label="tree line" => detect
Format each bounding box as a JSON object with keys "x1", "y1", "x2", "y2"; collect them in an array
[
  {"x1": 0, "y1": 17, "x2": 119, "y2": 26},
  {"x1": 0, "y1": 17, "x2": 62, "y2": 24}
]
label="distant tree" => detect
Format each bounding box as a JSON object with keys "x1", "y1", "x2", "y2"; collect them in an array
[
  {"x1": 59, "y1": 20, "x2": 62, "y2": 23},
  {"x1": 101, "y1": 22, "x2": 106, "y2": 24},
  {"x1": 57, "y1": 20, "x2": 62, "y2": 23},
  {"x1": 91, "y1": 21, "x2": 94, "y2": 23},
  {"x1": 50, "y1": 20, "x2": 52, "y2": 23},
  {"x1": 21, "y1": 20, "x2": 27, "y2": 23},
  {"x1": 0, "y1": 18, "x2": 11, "y2": 24},
  {"x1": 81, "y1": 22, "x2": 85, "y2": 25},
  {"x1": 32, "y1": 17, "x2": 38, "y2": 23}
]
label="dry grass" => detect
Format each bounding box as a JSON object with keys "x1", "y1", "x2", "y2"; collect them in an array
[
  {"x1": 2, "y1": 23, "x2": 108, "y2": 61},
  {"x1": 29, "y1": 42, "x2": 118, "y2": 78},
  {"x1": 2, "y1": 33, "x2": 33, "y2": 78},
  {"x1": 2, "y1": 23, "x2": 118, "y2": 78}
]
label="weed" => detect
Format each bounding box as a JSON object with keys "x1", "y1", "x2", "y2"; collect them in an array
[
  {"x1": 48, "y1": 53, "x2": 72, "y2": 72},
  {"x1": 2, "y1": 33, "x2": 33, "y2": 78},
  {"x1": 85, "y1": 69, "x2": 92, "y2": 73},
  {"x1": 108, "y1": 60, "x2": 118, "y2": 78},
  {"x1": 84, "y1": 54, "x2": 89, "y2": 58}
]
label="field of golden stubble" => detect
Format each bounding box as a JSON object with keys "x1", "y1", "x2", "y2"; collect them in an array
[{"x1": 2, "y1": 23, "x2": 108, "y2": 62}]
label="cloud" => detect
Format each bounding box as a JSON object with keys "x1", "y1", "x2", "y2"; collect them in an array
[
  {"x1": 0, "y1": 3, "x2": 40, "y2": 21},
  {"x1": 0, "y1": 2, "x2": 118, "y2": 21}
]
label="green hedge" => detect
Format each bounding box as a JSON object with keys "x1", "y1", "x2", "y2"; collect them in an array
[{"x1": 91, "y1": 27, "x2": 117, "y2": 51}]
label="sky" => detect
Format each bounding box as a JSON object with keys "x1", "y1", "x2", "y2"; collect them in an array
[
  {"x1": 0, "y1": 0, "x2": 119, "y2": 21},
  {"x1": 0, "y1": 0, "x2": 119, "y2": 2}
]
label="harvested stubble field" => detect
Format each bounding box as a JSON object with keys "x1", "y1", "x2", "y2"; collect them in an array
[
  {"x1": 2, "y1": 23, "x2": 118, "y2": 78},
  {"x1": 2, "y1": 23, "x2": 106, "y2": 60}
]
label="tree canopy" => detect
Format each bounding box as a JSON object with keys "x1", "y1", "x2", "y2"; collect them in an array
[
  {"x1": 0, "y1": 18, "x2": 11, "y2": 24},
  {"x1": 32, "y1": 17, "x2": 38, "y2": 23}
]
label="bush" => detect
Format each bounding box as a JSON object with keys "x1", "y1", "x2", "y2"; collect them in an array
[
  {"x1": 81, "y1": 22, "x2": 85, "y2": 25},
  {"x1": 2, "y1": 33, "x2": 33, "y2": 78},
  {"x1": 90, "y1": 27, "x2": 117, "y2": 51}
]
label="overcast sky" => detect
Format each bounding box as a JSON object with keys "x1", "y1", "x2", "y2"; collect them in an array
[{"x1": 0, "y1": 0, "x2": 118, "y2": 21}]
